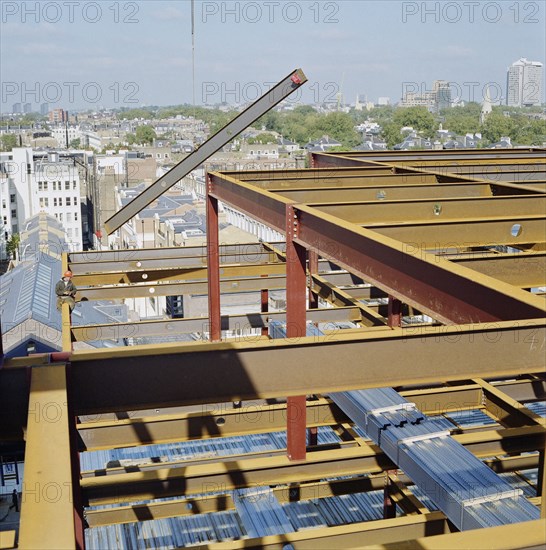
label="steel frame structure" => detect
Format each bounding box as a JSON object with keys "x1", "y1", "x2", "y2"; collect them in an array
[{"x1": 1, "y1": 149, "x2": 546, "y2": 548}]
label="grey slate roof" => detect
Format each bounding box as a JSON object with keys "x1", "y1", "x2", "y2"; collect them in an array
[{"x1": 1, "y1": 213, "x2": 128, "y2": 357}]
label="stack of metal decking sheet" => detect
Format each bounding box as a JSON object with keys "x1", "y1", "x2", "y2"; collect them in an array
[{"x1": 330, "y1": 387, "x2": 540, "y2": 530}]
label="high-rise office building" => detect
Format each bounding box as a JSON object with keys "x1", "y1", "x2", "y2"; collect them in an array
[
  {"x1": 506, "y1": 58, "x2": 543, "y2": 107},
  {"x1": 433, "y1": 80, "x2": 451, "y2": 111}
]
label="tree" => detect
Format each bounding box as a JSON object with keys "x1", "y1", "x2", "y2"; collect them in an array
[
  {"x1": 442, "y1": 102, "x2": 481, "y2": 135},
  {"x1": 6, "y1": 233, "x2": 20, "y2": 260},
  {"x1": 393, "y1": 107, "x2": 437, "y2": 136},
  {"x1": 481, "y1": 111, "x2": 517, "y2": 143},
  {"x1": 381, "y1": 122, "x2": 404, "y2": 148},
  {"x1": 135, "y1": 125, "x2": 156, "y2": 145},
  {"x1": 311, "y1": 112, "x2": 361, "y2": 147},
  {"x1": 247, "y1": 132, "x2": 277, "y2": 144},
  {"x1": 0, "y1": 134, "x2": 18, "y2": 151},
  {"x1": 69, "y1": 138, "x2": 81, "y2": 148}
]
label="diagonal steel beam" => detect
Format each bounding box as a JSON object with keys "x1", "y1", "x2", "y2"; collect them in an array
[{"x1": 104, "y1": 69, "x2": 307, "y2": 234}]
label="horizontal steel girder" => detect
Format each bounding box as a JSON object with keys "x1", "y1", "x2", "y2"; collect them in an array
[
  {"x1": 76, "y1": 270, "x2": 364, "y2": 300},
  {"x1": 77, "y1": 399, "x2": 347, "y2": 451},
  {"x1": 66, "y1": 321, "x2": 546, "y2": 414},
  {"x1": 294, "y1": 206, "x2": 545, "y2": 323},
  {"x1": 374, "y1": 519, "x2": 546, "y2": 550},
  {"x1": 81, "y1": 446, "x2": 393, "y2": 505},
  {"x1": 71, "y1": 307, "x2": 365, "y2": 342},
  {"x1": 313, "y1": 195, "x2": 546, "y2": 225},
  {"x1": 273, "y1": 183, "x2": 495, "y2": 202},
  {"x1": 368, "y1": 216, "x2": 546, "y2": 249},
  {"x1": 451, "y1": 253, "x2": 546, "y2": 288}
]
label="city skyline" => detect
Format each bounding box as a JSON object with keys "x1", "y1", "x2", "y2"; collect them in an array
[{"x1": 1, "y1": 1, "x2": 546, "y2": 111}]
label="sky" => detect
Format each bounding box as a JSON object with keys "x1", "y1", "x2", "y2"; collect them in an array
[{"x1": 1, "y1": 0, "x2": 545, "y2": 112}]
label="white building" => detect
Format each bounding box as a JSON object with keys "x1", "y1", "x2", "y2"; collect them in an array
[
  {"x1": 506, "y1": 58, "x2": 543, "y2": 107},
  {"x1": 51, "y1": 125, "x2": 81, "y2": 148},
  {"x1": 0, "y1": 148, "x2": 83, "y2": 252}
]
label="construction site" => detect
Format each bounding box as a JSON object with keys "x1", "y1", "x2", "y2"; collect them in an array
[{"x1": 1, "y1": 70, "x2": 546, "y2": 549}]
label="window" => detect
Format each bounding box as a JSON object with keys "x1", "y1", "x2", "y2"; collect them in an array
[
  {"x1": 73, "y1": 180, "x2": 77, "y2": 189},
  {"x1": 10, "y1": 194, "x2": 15, "y2": 203},
  {"x1": 53, "y1": 198, "x2": 58, "y2": 207},
  {"x1": 43, "y1": 182, "x2": 48, "y2": 191},
  {"x1": 59, "y1": 213, "x2": 63, "y2": 222},
  {"x1": 44, "y1": 198, "x2": 49, "y2": 207},
  {"x1": 74, "y1": 212, "x2": 78, "y2": 221},
  {"x1": 66, "y1": 197, "x2": 71, "y2": 206},
  {"x1": 65, "y1": 181, "x2": 70, "y2": 190},
  {"x1": 59, "y1": 198, "x2": 63, "y2": 206},
  {"x1": 74, "y1": 228, "x2": 79, "y2": 237},
  {"x1": 39, "y1": 198, "x2": 45, "y2": 208},
  {"x1": 66, "y1": 228, "x2": 72, "y2": 237},
  {"x1": 2, "y1": 200, "x2": 5, "y2": 209},
  {"x1": 38, "y1": 181, "x2": 43, "y2": 191},
  {"x1": 11, "y1": 209, "x2": 16, "y2": 218},
  {"x1": 66, "y1": 213, "x2": 72, "y2": 222},
  {"x1": 74, "y1": 197, "x2": 78, "y2": 205}
]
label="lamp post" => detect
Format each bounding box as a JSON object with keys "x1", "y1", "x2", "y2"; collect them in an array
[{"x1": 141, "y1": 218, "x2": 145, "y2": 248}]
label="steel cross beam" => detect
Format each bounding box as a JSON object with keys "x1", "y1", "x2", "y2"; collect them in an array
[
  {"x1": 104, "y1": 69, "x2": 307, "y2": 234},
  {"x1": 49, "y1": 321, "x2": 546, "y2": 414},
  {"x1": 293, "y1": 205, "x2": 546, "y2": 324},
  {"x1": 19, "y1": 365, "x2": 81, "y2": 549}
]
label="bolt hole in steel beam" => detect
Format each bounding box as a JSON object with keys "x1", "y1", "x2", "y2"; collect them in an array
[
  {"x1": 433, "y1": 203, "x2": 442, "y2": 216},
  {"x1": 511, "y1": 223, "x2": 523, "y2": 237}
]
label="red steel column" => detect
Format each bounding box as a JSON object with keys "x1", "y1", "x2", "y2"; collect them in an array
[
  {"x1": 388, "y1": 295, "x2": 402, "y2": 329},
  {"x1": 384, "y1": 295, "x2": 403, "y2": 518},
  {"x1": 308, "y1": 248, "x2": 319, "y2": 310},
  {"x1": 307, "y1": 249, "x2": 319, "y2": 446},
  {"x1": 286, "y1": 204, "x2": 307, "y2": 461},
  {"x1": 261, "y1": 285, "x2": 269, "y2": 336},
  {"x1": 206, "y1": 175, "x2": 221, "y2": 342}
]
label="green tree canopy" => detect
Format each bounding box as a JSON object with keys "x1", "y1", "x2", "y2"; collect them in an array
[
  {"x1": 393, "y1": 107, "x2": 438, "y2": 136},
  {"x1": 442, "y1": 102, "x2": 482, "y2": 135},
  {"x1": 6, "y1": 233, "x2": 20, "y2": 259},
  {"x1": 0, "y1": 134, "x2": 18, "y2": 151},
  {"x1": 247, "y1": 132, "x2": 278, "y2": 144},
  {"x1": 135, "y1": 125, "x2": 157, "y2": 145}
]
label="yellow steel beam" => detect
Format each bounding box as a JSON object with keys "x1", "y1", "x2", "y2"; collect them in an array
[
  {"x1": 81, "y1": 445, "x2": 393, "y2": 505},
  {"x1": 314, "y1": 195, "x2": 546, "y2": 225},
  {"x1": 77, "y1": 399, "x2": 346, "y2": 451},
  {"x1": 71, "y1": 306, "x2": 364, "y2": 343},
  {"x1": 86, "y1": 494, "x2": 235, "y2": 527},
  {"x1": 363, "y1": 518, "x2": 546, "y2": 550},
  {"x1": 369, "y1": 216, "x2": 546, "y2": 249},
  {"x1": 19, "y1": 365, "x2": 76, "y2": 550},
  {"x1": 61, "y1": 303, "x2": 72, "y2": 353},
  {"x1": 72, "y1": 262, "x2": 286, "y2": 286},
  {"x1": 62, "y1": 321, "x2": 546, "y2": 414},
  {"x1": 452, "y1": 253, "x2": 546, "y2": 288},
  {"x1": 473, "y1": 378, "x2": 545, "y2": 428},
  {"x1": 204, "y1": 512, "x2": 448, "y2": 549},
  {"x1": 273, "y1": 182, "x2": 494, "y2": 201},
  {"x1": 85, "y1": 474, "x2": 393, "y2": 527}
]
